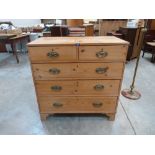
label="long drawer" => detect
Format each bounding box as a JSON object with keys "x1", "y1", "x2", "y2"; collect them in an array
[
  {"x1": 79, "y1": 45, "x2": 127, "y2": 61},
  {"x1": 32, "y1": 62, "x2": 124, "y2": 80},
  {"x1": 39, "y1": 96, "x2": 117, "y2": 113},
  {"x1": 29, "y1": 46, "x2": 77, "y2": 62},
  {"x1": 35, "y1": 80, "x2": 120, "y2": 96}
]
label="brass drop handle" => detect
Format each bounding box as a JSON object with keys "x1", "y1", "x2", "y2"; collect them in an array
[
  {"x1": 53, "y1": 102, "x2": 63, "y2": 107},
  {"x1": 96, "y1": 50, "x2": 108, "y2": 58},
  {"x1": 47, "y1": 51, "x2": 59, "y2": 58},
  {"x1": 51, "y1": 85, "x2": 62, "y2": 91},
  {"x1": 92, "y1": 102, "x2": 103, "y2": 108},
  {"x1": 96, "y1": 67, "x2": 109, "y2": 74},
  {"x1": 49, "y1": 68, "x2": 60, "y2": 74},
  {"x1": 94, "y1": 84, "x2": 104, "y2": 91}
]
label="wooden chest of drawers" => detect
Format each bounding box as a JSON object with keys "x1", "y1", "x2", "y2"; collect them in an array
[{"x1": 28, "y1": 36, "x2": 128, "y2": 121}]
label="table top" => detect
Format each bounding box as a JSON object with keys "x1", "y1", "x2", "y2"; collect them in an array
[
  {"x1": 147, "y1": 42, "x2": 155, "y2": 46},
  {"x1": 0, "y1": 34, "x2": 16, "y2": 39},
  {"x1": 9, "y1": 34, "x2": 29, "y2": 40},
  {"x1": 43, "y1": 32, "x2": 51, "y2": 34},
  {"x1": 28, "y1": 36, "x2": 129, "y2": 46},
  {"x1": 0, "y1": 34, "x2": 29, "y2": 40},
  {"x1": 110, "y1": 32, "x2": 123, "y2": 36}
]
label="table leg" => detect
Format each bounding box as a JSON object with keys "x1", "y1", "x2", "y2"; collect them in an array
[
  {"x1": 142, "y1": 51, "x2": 145, "y2": 57},
  {"x1": 152, "y1": 54, "x2": 155, "y2": 63},
  {"x1": 11, "y1": 41, "x2": 19, "y2": 63}
]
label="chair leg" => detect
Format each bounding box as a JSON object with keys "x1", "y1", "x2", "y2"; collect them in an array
[
  {"x1": 152, "y1": 54, "x2": 155, "y2": 63},
  {"x1": 151, "y1": 54, "x2": 154, "y2": 62},
  {"x1": 142, "y1": 51, "x2": 145, "y2": 57}
]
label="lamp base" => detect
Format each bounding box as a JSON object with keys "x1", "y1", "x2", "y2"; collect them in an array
[{"x1": 121, "y1": 89, "x2": 141, "y2": 100}]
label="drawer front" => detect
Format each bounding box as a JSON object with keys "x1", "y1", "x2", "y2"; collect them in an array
[
  {"x1": 77, "y1": 80, "x2": 120, "y2": 96},
  {"x1": 79, "y1": 45, "x2": 127, "y2": 61},
  {"x1": 35, "y1": 81, "x2": 77, "y2": 96},
  {"x1": 78, "y1": 63, "x2": 123, "y2": 79},
  {"x1": 35, "y1": 80, "x2": 120, "y2": 96},
  {"x1": 29, "y1": 46, "x2": 77, "y2": 62},
  {"x1": 39, "y1": 96, "x2": 117, "y2": 113},
  {"x1": 32, "y1": 63, "x2": 77, "y2": 80},
  {"x1": 32, "y1": 62, "x2": 123, "y2": 80}
]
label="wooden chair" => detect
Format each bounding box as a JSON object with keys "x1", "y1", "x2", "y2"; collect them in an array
[{"x1": 142, "y1": 30, "x2": 155, "y2": 60}]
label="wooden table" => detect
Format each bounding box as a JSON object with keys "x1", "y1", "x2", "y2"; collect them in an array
[
  {"x1": 0, "y1": 34, "x2": 30, "y2": 63},
  {"x1": 146, "y1": 42, "x2": 155, "y2": 62},
  {"x1": 0, "y1": 34, "x2": 16, "y2": 39},
  {"x1": 0, "y1": 34, "x2": 16, "y2": 52}
]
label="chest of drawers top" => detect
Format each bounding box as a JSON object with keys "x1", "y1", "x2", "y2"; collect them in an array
[
  {"x1": 28, "y1": 36, "x2": 129, "y2": 63},
  {"x1": 28, "y1": 36, "x2": 128, "y2": 46}
]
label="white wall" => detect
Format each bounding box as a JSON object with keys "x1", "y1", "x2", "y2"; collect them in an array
[{"x1": 0, "y1": 19, "x2": 41, "y2": 27}]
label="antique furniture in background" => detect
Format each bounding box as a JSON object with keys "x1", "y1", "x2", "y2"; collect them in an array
[
  {"x1": 43, "y1": 32, "x2": 51, "y2": 37},
  {"x1": 143, "y1": 42, "x2": 155, "y2": 62},
  {"x1": 107, "y1": 31, "x2": 123, "y2": 39},
  {"x1": 28, "y1": 36, "x2": 128, "y2": 121},
  {"x1": 43, "y1": 24, "x2": 94, "y2": 37},
  {"x1": 50, "y1": 25, "x2": 69, "y2": 36},
  {"x1": 68, "y1": 24, "x2": 94, "y2": 36},
  {"x1": 146, "y1": 19, "x2": 155, "y2": 30},
  {"x1": 118, "y1": 27, "x2": 142, "y2": 60},
  {"x1": 142, "y1": 30, "x2": 155, "y2": 62},
  {"x1": 66, "y1": 19, "x2": 84, "y2": 26},
  {"x1": 83, "y1": 24, "x2": 94, "y2": 36},
  {"x1": 0, "y1": 34, "x2": 30, "y2": 63},
  {"x1": 99, "y1": 19, "x2": 127, "y2": 36},
  {"x1": 0, "y1": 21, "x2": 15, "y2": 52},
  {"x1": 0, "y1": 42, "x2": 6, "y2": 52}
]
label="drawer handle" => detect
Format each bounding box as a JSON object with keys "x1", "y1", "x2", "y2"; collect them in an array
[
  {"x1": 96, "y1": 50, "x2": 108, "y2": 58},
  {"x1": 96, "y1": 67, "x2": 109, "y2": 74},
  {"x1": 51, "y1": 85, "x2": 62, "y2": 91},
  {"x1": 92, "y1": 102, "x2": 103, "y2": 108},
  {"x1": 94, "y1": 84, "x2": 104, "y2": 91},
  {"x1": 47, "y1": 51, "x2": 59, "y2": 58},
  {"x1": 53, "y1": 102, "x2": 63, "y2": 107},
  {"x1": 49, "y1": 68, "x2": 60, "y2": 74}
]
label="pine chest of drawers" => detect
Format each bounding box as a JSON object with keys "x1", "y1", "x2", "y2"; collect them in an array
[{"x1": 28, "y1": 36, "x2": 128, "y2": 121}]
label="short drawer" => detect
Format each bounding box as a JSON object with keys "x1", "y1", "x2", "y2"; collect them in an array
[
  {"x1": 35, "y1": 81, "x2": 77, "y2": 96},
  {"x1": 79, "y1": 45, "x2": 127, "y2": 61},
  {"x1": 39, "y1": 96, "x2": 117, "y2": 113},
  {"x1": 32, "y1": 62, "x2": 124, "y2": 80},
  {"x1": 28, "y1": 46, "x2": 77, "y2": 62},
  {"x1": 32, "y1": 63, "x2": 77, "y2": 80},
  {"x1": 78, "y1": 62, "x2": 123, "y2": 79},
  {"x1": 77, "y1": 80, "x2": 120, "y2": 96}
]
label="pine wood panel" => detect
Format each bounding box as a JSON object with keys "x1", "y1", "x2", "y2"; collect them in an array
[
  {"x1": 28, "y1": 46, "x2": 77, "y2": 62},
  {"x1": 32, "y1": 63, "x2": 77, "y2": 79},
  {"x1": 77, "y1": 80, "x2": 120, "y2": 96},
  {"x1": 35, "y1": 80, "x2": 77, "y2": 96},
  {"x1": 32, "y1": 62, "x2": 123, "y2": 80},
  {"x1": 28, "y1": 36, "x2": 129, "y2": 46},
  {"x1": 35, "y1": 80, "x2": 120, "y2": 96},
  {"x1": 39, "y1": 96, "x2": 117, "y2": 113},
  {"x1": 79, "y1": 45, "x2": 127, "y2": 62},
  {"x1": 78, "y1": 63, "x2": 123, "y2": 79}
]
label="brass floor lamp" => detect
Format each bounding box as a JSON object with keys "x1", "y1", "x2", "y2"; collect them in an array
[{"x1": 121, "y1": 28, "x2": 147, "y2": 100}]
